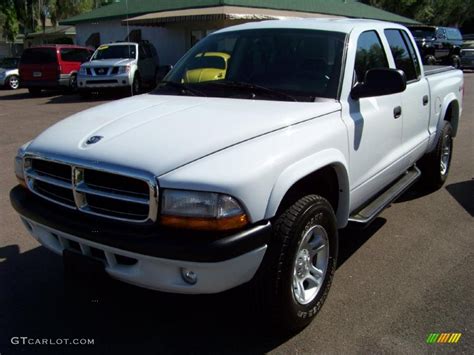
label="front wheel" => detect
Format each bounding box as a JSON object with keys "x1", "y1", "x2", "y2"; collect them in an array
[
  {"x1": 254, "y1": 195, "x2": 338, "y2": 332},
  {"x1": 7, "y1": 75, "x2": 20, "y2": 90},
  {"x1": 131, "y1": 73, "x2": 141, "y2": 95},
  {"x1": 451, "y1": 55, "x2": 461, "y2": 69},
  {"x1": 418, "y1": 121, "x2": 453, "y2": 190}
]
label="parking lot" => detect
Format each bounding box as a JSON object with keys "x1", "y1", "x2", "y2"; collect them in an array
[{"x1": 0, "y1": 75, "x2": 473, "y2": 354}]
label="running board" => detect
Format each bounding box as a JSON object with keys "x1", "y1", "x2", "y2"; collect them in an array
[{"x1": 349, "y1": 166, "x2": 421, "y2": 224}]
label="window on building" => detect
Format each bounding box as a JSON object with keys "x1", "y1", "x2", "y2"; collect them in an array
[
  {"x1": 86, "y1": 32, "x2": 101, "y2": 49},
  {"x1": 354, "y1": 31, "x2": 388, "y2": 83}
]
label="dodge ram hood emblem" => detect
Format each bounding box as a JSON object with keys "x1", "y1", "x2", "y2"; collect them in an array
[{"x1": 86, "y1": 135, "x2": 103, "y2": 145}]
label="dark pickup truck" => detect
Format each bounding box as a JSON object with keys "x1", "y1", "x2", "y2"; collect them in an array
[{"x1": 407, "y1": 25, "x2": 463, "y2": 68}]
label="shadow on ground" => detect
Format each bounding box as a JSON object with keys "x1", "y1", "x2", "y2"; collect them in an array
[
  {"x1": 0, "y1": 216, "x2": 385, "y2": 354},
  {"x1": 445, "y1": 179, "x2": 474, "y2": 216}
]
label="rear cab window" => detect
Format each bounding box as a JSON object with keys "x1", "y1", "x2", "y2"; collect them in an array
[
  {"x1": 21, "y1": 48, "x2": 57, "y2": 65},
  {"x1": 384, "y1": 29, "x2": 421, "y2": 82},
  {"x1": 354, "y1": 31, "x2": 389, "y2": 83}
]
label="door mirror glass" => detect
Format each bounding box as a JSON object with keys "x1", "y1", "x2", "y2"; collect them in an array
[{"x1": 351, "y1": 68, "x2": 406, "y2": 100}]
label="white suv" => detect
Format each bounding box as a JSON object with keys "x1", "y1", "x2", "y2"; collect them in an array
[{"x1": 78, "y1": 41, "x2": 159, "y2": 97}]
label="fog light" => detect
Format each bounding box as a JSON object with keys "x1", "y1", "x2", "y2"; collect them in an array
[{"x1": 181, "y1": 268, "x2": 197, "y2": 285}]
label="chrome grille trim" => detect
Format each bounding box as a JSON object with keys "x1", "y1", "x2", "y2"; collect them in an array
[{"x1": 23, "y1": 154, "x2": 158, "y2": 223}]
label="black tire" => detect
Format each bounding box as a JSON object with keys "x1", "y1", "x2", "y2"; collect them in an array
[
  {"x1": 425, "y1": 55, "x2": 437, "y2": 65},
  {"x1": 28, "y1": 87, "x2": 42, "y2": 96},
  {"x1": 253, "y1": 195, "x2": 338, "y2": 333},
  {"x1": 132, "y1": 73, "x2": 141, "y2": 95},
  {"x1": 6, "y1": 75, "x2": 20, "y2": 90},
  {"x1": 69, "y1": 73, "x2": 78, "y2": 92},
  {"x1": 418, "y1": 121, "x2": 453, "y2": 190},
  {"x1": 451, "y1": 55, "x2": 461, "y2": 69}
]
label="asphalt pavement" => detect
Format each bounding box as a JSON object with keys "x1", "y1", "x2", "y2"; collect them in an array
[{"x1": 0, "y1": 77, "x2": 473, "y2": 354}]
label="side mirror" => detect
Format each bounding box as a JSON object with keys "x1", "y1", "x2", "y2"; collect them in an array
[{"x1": 351, "y1": 68, "x2": 406, "y2": 100}]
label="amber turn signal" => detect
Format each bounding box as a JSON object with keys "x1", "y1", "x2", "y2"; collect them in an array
[{"x1": 160, "y1": 213, "x2": 248, "y2": 231}]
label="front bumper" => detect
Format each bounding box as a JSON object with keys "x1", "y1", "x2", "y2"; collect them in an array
[
  {"x1": 78, "y1": 73, "x2": 131, "y2": 89},
  {"x1": 10, "y1": 186, "x2": 271, "y2": 293}
]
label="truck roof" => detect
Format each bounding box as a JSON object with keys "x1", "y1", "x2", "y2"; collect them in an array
[{"x1": 216, "y1": 18, "x2": 406, "y2": 35}]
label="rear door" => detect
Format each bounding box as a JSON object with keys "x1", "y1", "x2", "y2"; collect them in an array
[
  {"x1": 384, "y1": 29, "x2": 430, "y2": 166},
  {"x1": 343, "y1": 30, "x2": 404, "y2": 210},
  {"x1": 20, "y1": 48, "x2": 58, "y2": 82}
]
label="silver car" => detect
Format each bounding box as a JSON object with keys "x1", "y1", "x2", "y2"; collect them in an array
[
  {"x1": 0, "y1": 57, "x2": 20, "y2": 90},
  {"x1": 78, "y1": 41, "x2": 160, "y2": 97}
]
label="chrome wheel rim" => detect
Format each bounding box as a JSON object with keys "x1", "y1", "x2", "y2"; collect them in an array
[
  {"x1": 9, "y1": 76, "x2": 19, "y2": 89},
  {"x1": 440, "y1": 134, "x2": 452, "y2": 176},
  {"x1": 292, "y1": 224, "x2": 329, "y2": 305}
]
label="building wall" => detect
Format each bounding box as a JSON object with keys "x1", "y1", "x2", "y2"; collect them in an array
[{"x1": 75, "y1": 20, "x2": 187, "y2": 65}]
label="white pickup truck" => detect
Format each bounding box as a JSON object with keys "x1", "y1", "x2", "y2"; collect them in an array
[{"x1": 11, "y1": 19, "x2": 463, "y2": 331}]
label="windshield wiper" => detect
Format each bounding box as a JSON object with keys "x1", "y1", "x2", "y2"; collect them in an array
[
  {"x1": 158, "y1": 81, "x2": 207, "y2": 97},
  {"x1": 209, "y1": 80, "x2": 297, "y2": 102}
]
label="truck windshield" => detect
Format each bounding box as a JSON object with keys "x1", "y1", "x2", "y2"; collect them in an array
[
  {"x1": 157, "y1": 29, "x2": 346, "y2": 102},
  {"x1": 92, "y1": 45, "x2": 136, "y2": 60}
]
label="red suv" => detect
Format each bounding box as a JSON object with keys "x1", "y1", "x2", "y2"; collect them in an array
[{"x1": 19, "y1": 45, "x2": 93, "y2": 95}]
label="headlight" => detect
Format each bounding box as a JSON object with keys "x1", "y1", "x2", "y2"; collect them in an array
[
  {"x1": 160, "y1": 189, "x2": 248, "y2": 231},
  {"x1": 14, "y1": 142, "x2": 31, "y2": 188},
  {"x1": 78, "y1": 66, "x2": 87, "y2": 75},
  {"x1": 118, "y1": 65, "x2": 131, "y2": 74}
]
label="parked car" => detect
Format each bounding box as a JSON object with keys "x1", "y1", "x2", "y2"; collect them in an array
[
  {"x1": 77, "y1": 41, "x2": 160, "y2": 97},
  {"x1": 19, "y1": 44, "x2": 93, "y2": 96},
  {"x1": 183, "y1": 52, "x2": 230, "y2": 83},
  {"x1": 0, "y1": 57, "x2": 20, "y2": 90},
  {"x1": 11, "y1": 19, "x2": 463, "y2": 332},
  {"x1": 461, "y1": 40, "x2": 474, "y2": 69},
  {"x1": 407, "y1": 25, "x2": 463, "y2": 67}
]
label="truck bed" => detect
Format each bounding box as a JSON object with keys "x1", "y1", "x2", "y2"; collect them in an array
[{"x1": 424, "y1": 65, "x2": 456, "y2": 76}]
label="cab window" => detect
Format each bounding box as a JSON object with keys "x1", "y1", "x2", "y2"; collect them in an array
[
  {"x1": 354, "y1": 31, "x2": 388, "y2": 83},
  {"x1": 384, "y1": 29, "x2": 419, "y2": 81}
]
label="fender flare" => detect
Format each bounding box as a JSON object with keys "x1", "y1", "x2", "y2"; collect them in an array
[{"x1": 264, "y1": 148, "x2": 350, "y2": 228}]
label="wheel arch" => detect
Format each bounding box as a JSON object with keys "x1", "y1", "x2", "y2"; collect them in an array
[
  {"x1": 442, "y1": 98, "x2": 460, "y2": 137},
  {"x1": 265, "y1": 149, "x2": 350, "y2": 229}
]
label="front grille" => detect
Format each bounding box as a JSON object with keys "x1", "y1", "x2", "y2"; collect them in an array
[
  {"x1": 94, "y1": 67, "x2": 110, "y2": 75},
  {"x1": 24, "y1": 157, "x2": 157, "y2": 223}
]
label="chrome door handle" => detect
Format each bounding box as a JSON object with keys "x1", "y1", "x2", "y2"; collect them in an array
[{"x1": 423, "y1": 95, "x2": 429, "y2": 106}]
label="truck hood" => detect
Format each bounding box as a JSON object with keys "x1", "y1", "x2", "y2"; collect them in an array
[
  {"x1": 82, "y1": 58, "x2": 136, "y2": 67},
  {"x1": 26, "y1": 94, "x2": 340, "y2": 176}
]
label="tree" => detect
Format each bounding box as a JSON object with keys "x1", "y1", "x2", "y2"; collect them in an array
[
  {"x1": 359, "y1": 0, "x2": 474, "y2": 27},
  {"x1": 48, "y1": 0, "x2": 96, "y2": 26},
  {"x1": 0, "y1": 0, "x2": 19, "y2": 42}
]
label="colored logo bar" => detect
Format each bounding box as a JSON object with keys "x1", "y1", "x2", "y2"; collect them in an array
[{"x1": 426, "y1": 333, "x2": 462, "y2": 344}]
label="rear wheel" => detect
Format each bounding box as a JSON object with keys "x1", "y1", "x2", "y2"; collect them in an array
[
  {"x1": 418, "y1": 121, "x2": 453, "y2": 190},
  {"x1": 253, "y1": 195, "x2": 338, "y2": 333},
  {"x1": 28, "y1": 87, "x2": 42, "y2": 96},
  {"x1": 7, "y1": 75, "x2": 20, "y2": 90}
]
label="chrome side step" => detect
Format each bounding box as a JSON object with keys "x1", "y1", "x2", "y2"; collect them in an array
[{"x1": 349, "y1": 166, "x2": 421, "y2": 224}]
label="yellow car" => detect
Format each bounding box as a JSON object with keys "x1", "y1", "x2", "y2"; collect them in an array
[{"x1": 183, "y1": 52, "x2": 230, "y2": 83}]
